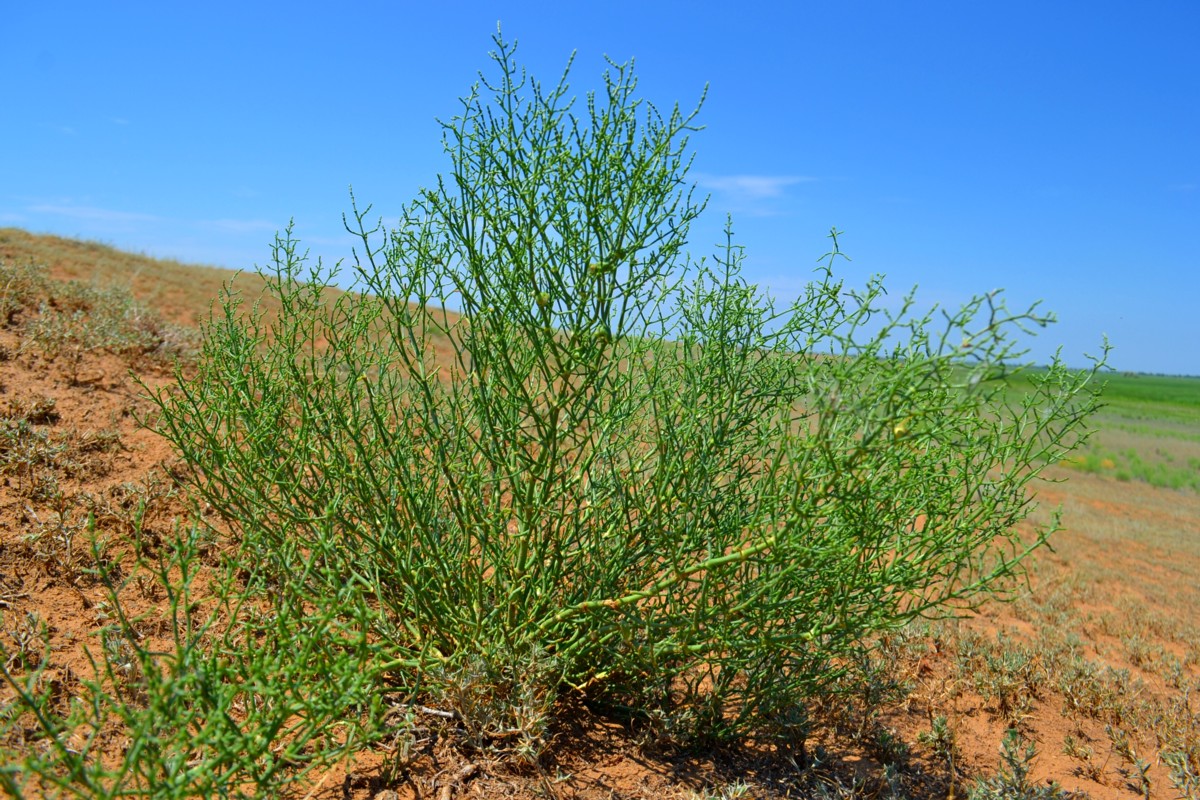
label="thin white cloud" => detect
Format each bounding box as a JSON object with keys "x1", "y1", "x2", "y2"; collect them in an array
[
  {"x1": 202, "y1": 218, "x2": 280, "y2": 234},
  {"x1": 29, "y1": 204, "x2": 159, "y2": 223},
  {"x1": 693, "y1": 173, "x2": 817, "y2": 200},
  {"x1": 0, "y1": 212, "x2": 26, "y2": 223},
  {"x1": 111, "y1": 117, "x2": 130, "y2": 126},
  {"x1": 1168, "y1": 182, "x2": 1196, "y2": 192}
]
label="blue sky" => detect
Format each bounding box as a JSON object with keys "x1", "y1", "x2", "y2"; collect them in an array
[{"x1": 3, "y1": 2, "x2": 1197, "y2": 374}]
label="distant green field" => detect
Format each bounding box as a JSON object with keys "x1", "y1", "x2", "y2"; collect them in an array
[
  {"x1": 1008, "y1": 369, "x2": 1200, "y2": 420},
  {"x1": 1099, "y1": 371, "x2": 1200, "y2": 410},
  {"x1": 997, "y1": 368, "x2": 1200, "y2": 490},
  {"x1": 1062, "y1": 371, "x2": 1200, "y2": 491}
]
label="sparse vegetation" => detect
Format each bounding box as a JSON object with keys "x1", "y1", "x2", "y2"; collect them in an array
[{"x1": 968, "y1": 730, "x2": 1079, "y2": 800}]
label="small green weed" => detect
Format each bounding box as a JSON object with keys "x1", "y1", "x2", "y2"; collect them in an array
[
  {"x1": 957, "y1": 632, "x2": 1047, "y2": 728},
  {"x1": 968, "y1": 730, "x2": 1079, "y2": 800},
  {"x1": 917, "y1": 713, "x2": 958, "y2": 767},
  {"x1": 0, "y1": 417, "x2": 66, "y2": 499},
  {"x1": 1, "y1": 612, "x2": 46, "y2": 674},
  {"x1": 1163, "y1": 749, "x2": 1200, "y2": 798},
  {"x1": 0, "y1": 263, "x2": 48, "y2": 325}
]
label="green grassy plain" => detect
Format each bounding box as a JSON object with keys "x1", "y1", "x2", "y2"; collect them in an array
[{"x1": 1060, "y1": 372, "x2": 1200, "y2": 492}]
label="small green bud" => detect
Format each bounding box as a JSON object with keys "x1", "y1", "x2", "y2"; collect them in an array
[{"x1": 536, "y1": 292, "x2": 552, "y2": 309}]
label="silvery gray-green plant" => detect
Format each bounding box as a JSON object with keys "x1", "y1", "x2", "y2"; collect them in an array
[
  {"x1": 1, "y1": 28, "x2": 1107, "y2": 798},
  {"x1": 150, "y1": 31, "x2": 1104, "y2": 748},
  {"x1": 968, "y1": 730, "x2": 1075, "y2": 800}
]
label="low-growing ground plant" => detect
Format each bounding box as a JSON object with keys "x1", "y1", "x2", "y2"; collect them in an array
[
  {"x1": 1, "y1": 260, "x2": 199, "y2": 384},
  {"x1": 968, "y1": 730, "x2": 1078, "y2": 800},
  {"x1": 3, "y1": 29, "x2": 1106, "y2": 798}
]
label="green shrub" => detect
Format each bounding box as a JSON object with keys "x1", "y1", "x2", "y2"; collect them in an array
[
  {"x1": 2, "y1": 29, "x2": 1106, "y2": 797},
  {"x1": 151, "y1": 32, "x2": 1103, "y2": 749}
]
